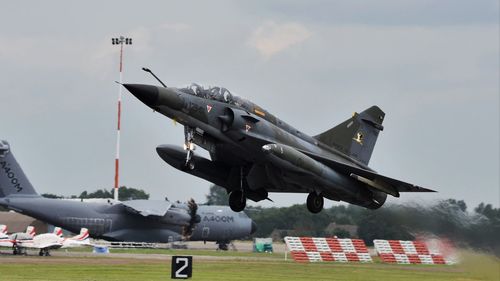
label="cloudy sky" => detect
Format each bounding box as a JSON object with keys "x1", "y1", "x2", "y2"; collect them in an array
[{"x1": 1, "y1": 1, "x2": 498, "y2": 209}]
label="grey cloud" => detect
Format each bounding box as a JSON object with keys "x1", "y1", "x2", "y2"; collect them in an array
[{"x1": 238, "y1": 0, "x2": 499, "y2": 26}]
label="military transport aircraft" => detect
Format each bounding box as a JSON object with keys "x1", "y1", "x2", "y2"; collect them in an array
[
  {"x1": 0, "y1": 140, "x2": 256, "y2": 249},
  {"x1": 124, "y1": 68, "x2": 436, "y2": 214}
]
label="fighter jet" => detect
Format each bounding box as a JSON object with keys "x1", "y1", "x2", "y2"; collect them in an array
[
  {"x1": 124, "y1": 69, "x2": 436, "y2": 213},
  {"x1": 0, "y1": 140, "x2": 256, "y2": 249}
]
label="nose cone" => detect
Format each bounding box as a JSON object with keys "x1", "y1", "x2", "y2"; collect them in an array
[
  {"x1": 123, "y1": 84, "x2": 159, "y2": 107},
  {"x1": 251, "y1": 221, "x2": 257, "y2": 234},
  {"x1": 157, "y1": 87, "x2": 185, "y2": 110}
]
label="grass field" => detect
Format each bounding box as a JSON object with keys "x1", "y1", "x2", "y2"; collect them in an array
[{"x1": 0, "y1": 249, "x2": 498, "y2": 281}]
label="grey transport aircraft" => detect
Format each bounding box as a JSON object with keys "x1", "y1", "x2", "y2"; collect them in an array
[
  {"x1": 124, "y1": 69, "x2": 436, "y2": 214},
  {"x1": 0, "y1": 140, "x2": 256, "y2": 249}
]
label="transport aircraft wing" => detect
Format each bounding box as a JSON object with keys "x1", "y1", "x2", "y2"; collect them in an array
[{"x1": 120, "y1": 200, "x2": 172, "y2": 217}]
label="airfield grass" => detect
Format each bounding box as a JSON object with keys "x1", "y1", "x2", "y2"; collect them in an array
[{"x1": 0, "y1": 250, "x2": 498, "y2": 281}]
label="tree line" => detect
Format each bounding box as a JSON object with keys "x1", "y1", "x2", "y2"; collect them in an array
[{"x1": 41, "y1": 186, "x2": 149, "y2": 201}]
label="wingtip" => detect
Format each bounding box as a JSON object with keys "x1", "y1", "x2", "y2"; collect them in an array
[{"x1": 420, "y1": 186, "x2": 438, "y2": 192}]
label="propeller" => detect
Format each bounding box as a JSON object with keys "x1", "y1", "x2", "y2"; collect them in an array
[{"x1": 181, "y1": 198, "x2": 200, "y2": 240}]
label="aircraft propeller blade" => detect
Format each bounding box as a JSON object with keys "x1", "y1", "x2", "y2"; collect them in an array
[{"x1": 181, "y1": 198, "x2": 200, "y2": 240}]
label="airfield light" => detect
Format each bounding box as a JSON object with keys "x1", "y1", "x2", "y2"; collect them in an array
[{"x1": 111, "y1": 36, "x2": 133, "y2": 201}]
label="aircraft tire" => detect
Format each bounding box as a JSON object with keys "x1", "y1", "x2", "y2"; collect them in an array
[
  {"x1": 217, "y1": 242, "x2": 229, "y2": 251},
  {"x1": 229, "y1": 190, "x2": 246, "y2": 212},
  {"x1": 306, "y1": 192, "x2": 324, "y2": 213}
]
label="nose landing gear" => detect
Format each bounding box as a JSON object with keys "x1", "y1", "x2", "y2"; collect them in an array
[{"x1": 183, "y1": 127, "x2": 196, "y2": 170}]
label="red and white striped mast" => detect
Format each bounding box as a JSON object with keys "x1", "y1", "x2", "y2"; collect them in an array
[{"x1": 111, "y1": 36, "x2": 132, "y2": 201}]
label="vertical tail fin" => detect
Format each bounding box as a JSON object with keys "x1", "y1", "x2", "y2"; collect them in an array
[
  {"x1": 0, "y1": 224, "x2": 7, "y2": 234},
  {"x1": 72, "y1": 228, "x2": 89, "y2": 241},
  {"x1": 314, "y1": 106, "x2": 385, "y2": 165},
  {"x1": 0, "y1": 140, "x2": 38, "y2": 197},
  {"x1": 26, "y1": 225, "x2": 36, "y2": 237},
  {"x1": 53, "y1": 227, "x2": 63, "y2": 237}
]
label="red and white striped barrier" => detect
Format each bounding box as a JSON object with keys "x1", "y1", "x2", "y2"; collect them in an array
[
  {"x1": 284, "y1": 236, "x2": 372, "y2": 263},
  {"x1": 374, "y1": 239, "x2": 453, "y2": 265}
]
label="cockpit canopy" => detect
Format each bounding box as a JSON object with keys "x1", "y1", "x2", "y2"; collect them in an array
[
  {"x1": 179, "y1": 82, "x2": 278, "y2": 127},
  {"x1": 181, "y1": 83, "x2": 234, "y2": 104}
]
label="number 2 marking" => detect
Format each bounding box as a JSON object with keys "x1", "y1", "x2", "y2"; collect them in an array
[{"x1": 175, "y1": 258, "x2": 189, "y2": 278}]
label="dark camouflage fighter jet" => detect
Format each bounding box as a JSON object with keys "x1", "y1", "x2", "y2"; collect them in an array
[
  {"x1": 0, "y1": 140, "x2": 255, "y2": 249},
  {"x1": 124, "y1": 70, "x2": 435, "y2": 213}
]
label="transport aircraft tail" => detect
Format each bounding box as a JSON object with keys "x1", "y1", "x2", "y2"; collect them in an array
[{"x1": 0, "y1": 140, "x2": 39, "y2": 197}]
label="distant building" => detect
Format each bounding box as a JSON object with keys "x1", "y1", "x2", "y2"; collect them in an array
[{"x1": 0, "y1": 211, "x2": 48, "y2": 234}]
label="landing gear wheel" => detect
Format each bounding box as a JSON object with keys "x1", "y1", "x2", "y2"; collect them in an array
[
  {"x1": 39, "y1": 250, "x2": 44, "y2": 256},
  {"x1": 216, "y1": 241, "x2": 229, "y2": 251},
  {"x1": 306, "y1": 192, "x2": 324, "y2": 213},
  {"x1": 229, "y1": 190, "x2": 246, "y2": 212}
]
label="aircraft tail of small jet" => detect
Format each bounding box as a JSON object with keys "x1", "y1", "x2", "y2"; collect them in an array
[
  {"x1": 61, "y1": 228, "x2": 91, "y2": 248},
  {"x1": 314, "y1": 106, "x2": 385, "y2": 165},
  {"x1": 72, "y1": 228, "x2": 89, "y2": 241},
  {"x1": 26, "y1": 226, "x2": 36, "y2": 237},
  {"x1": 53, "y1": 227, "x2": 63, "y2": 237},
  {"x1": 0, "y1": 224, "x2": 7, "y2": 234},
  {"x1": 0, "y1": 140, "x2": 39, "y2": 197}
]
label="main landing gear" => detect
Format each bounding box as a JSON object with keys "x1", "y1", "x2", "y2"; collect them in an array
[
  {"x1": 229, "y1": 167, "x2": 247, "y2": 212},
  {"x1": 229, "y1": 190, "x2": 246, "y2": 212},
  {"x1": 183, "y1": 127, "x2": 196, "y2": 170},
  {"x1": 306, "y1": 192, "x2": 324, "y2": 213},
  {"x1": 39, "y1": 248, "x2": 51, "y2": 256}
]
